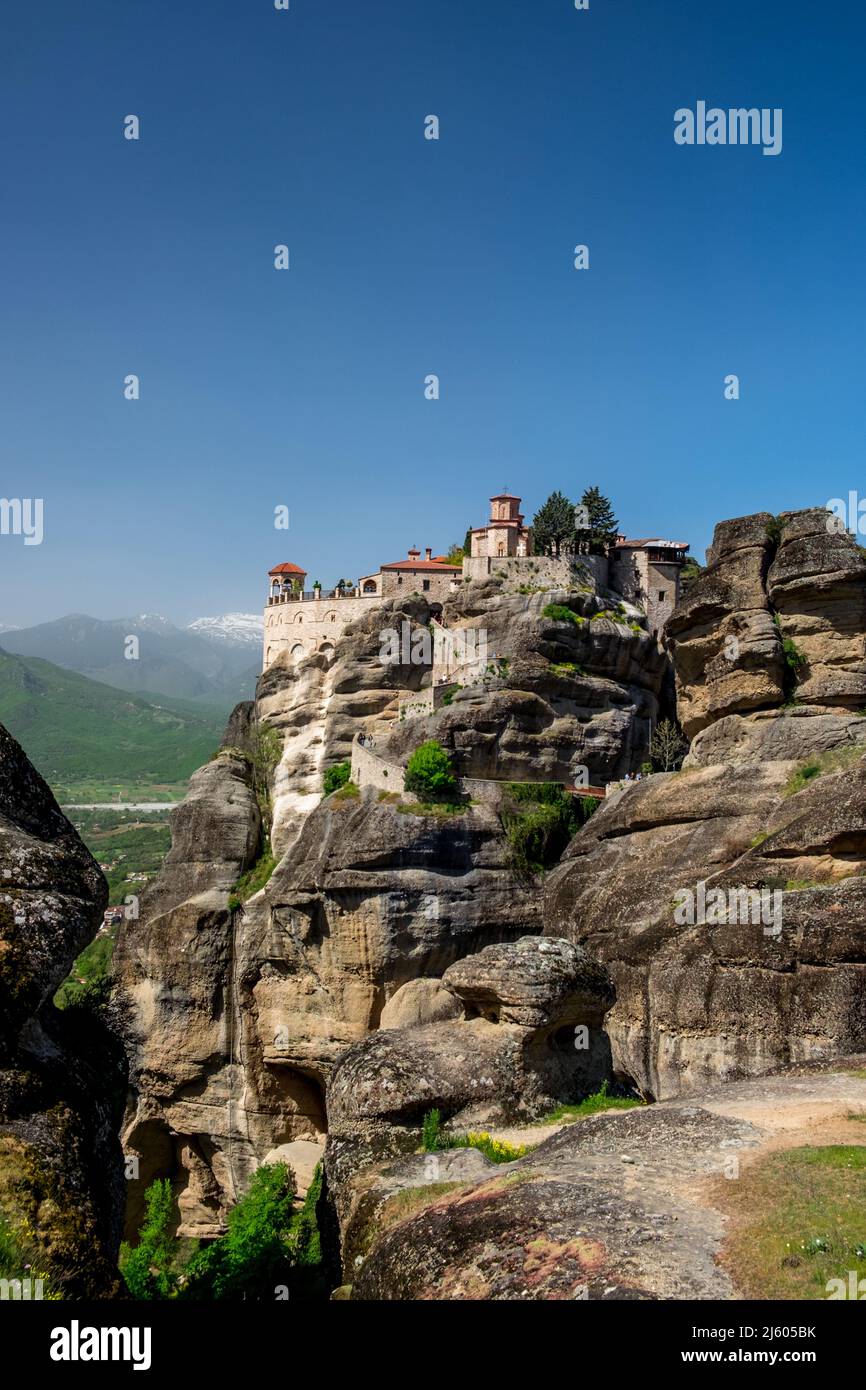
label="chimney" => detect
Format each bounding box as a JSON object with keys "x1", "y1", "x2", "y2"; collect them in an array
[
  {"x1": 425, "y1": 547, "x2": 432, "y2": 561},
  {"x1": 408, "y1": 546, "x2": 420, "y2": 559}
]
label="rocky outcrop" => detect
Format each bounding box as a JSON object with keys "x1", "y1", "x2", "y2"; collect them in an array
[
  {"x1": 332, "y1": 1065, "x2": 866, "y2": 1300},
  {"x1": 545, "y1": 509, "x2": 866, "y2": 1099},
  {"x1": 115, "y1": 562, "x2": 664, "y2": 1239},
  {"x1": 0, "y1": 722, "x2": 125, "y2": 1297},
  {"x1": 258, "y1": 598, "x2": 432, "y2": 856},
  {"x1": 326, "y1": 936, "x2": 617, "y2": 1240},
  {"x1": 668, "y1": 508, "x2": 866, "y2": 762},
  {"x1": 114, "y1": 726, "x2": 265, "y2": 1239},
  {"x1": 379, "y1": 583, "x2": 668, "y2": 784},
  {"x1": 115, "y1": 764, "x2": 542, "y2": 1237}
]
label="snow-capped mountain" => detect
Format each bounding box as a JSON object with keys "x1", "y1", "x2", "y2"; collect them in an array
[
  {"x1": 0, "y1": 623, "x2": 21, "y2": 635},
  {"x1": 187, "y1": 613, "x2": 264, "y2": 646}
]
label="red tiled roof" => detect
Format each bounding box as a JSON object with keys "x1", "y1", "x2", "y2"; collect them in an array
[
  {"x1": 268, "y1": 562, "x2": 308, "y2": 575},
  {"x1": 614, "y1": 538, "x2": 689, "y2": 550},
  {"x1": 380, "y1": 558, "x2": 462, "y2": 572}
]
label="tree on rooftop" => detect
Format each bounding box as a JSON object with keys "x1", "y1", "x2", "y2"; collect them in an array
[
  {"x1": 531, "y1": 491, "x2": 575, "y2": 557},
  {"x1": 577, "y1": 486, "x2": 619, "y2": 555}
]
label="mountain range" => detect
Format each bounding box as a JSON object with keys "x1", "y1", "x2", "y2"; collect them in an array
[
  {"x1": 0, "y1": 612, "x2": 263, "y2": 703},
  {"x1": 0, "y1": 646, "x2": 226, "y2": 797}
]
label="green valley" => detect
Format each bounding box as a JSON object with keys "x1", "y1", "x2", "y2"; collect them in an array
[{"x1": 0, "y1": 647, "x2": 226, "y2": 801}]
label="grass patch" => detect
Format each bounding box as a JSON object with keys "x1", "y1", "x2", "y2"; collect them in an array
[
  {"x1": 719, "y1": 1145, "x2": 866, "y2": 1300},
  {"x1": 541, "y1": 603, "x2": 585, "y2": 625},
  {"x1": 538, "y1": 1081, "x2": 644, "y2": 1126},
  {"x1": 331, "y1": 781, "x2": 360, "y2": 801},
  {"x1": 228, "y1": 841, "x2": 276, "y2": 910},
  {"x1": 784, "y1": 745, "x2": 866, "y2": 796},
  {"x1": 395, "y1": 800, "x2": 466, "y2": 817},
  {"x1": 550, "y1": 661, "x2": 585, "y2": 676},
  {"x1": 378, "y1": 1183, "x2": 466, "y2": 1234},
  {"x1": 749, "y1": 831, "x2": 769, "y2": 848}
]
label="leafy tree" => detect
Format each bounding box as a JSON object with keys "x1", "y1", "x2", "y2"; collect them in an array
[
  {"x1": 531, "y1": 491, "x2": 575, "y2": 557},
  {"x1": 179, "y1": 1163, "x2": 297, "y2": 1301},
  {"x1": 499, "y1": 783, "x2": 579, "y2": 878},
  {"x1": 119, "y1": 1178, "x2": 177, "y2": 1300},
  {"x1": 334, "y1": 578, "x2": 354, "y2": 591},
  {"x1": 404, "y1": 740, "x2": 457, "y2": 802},
  {"x1": 323, "y1": 761, "x2": 351, "y2": 795},
  {"x1": 649, "y1": 719, "x2": 687, "y2": 772},
  {"x1": 576, "y1": 486, "x2": 619, "y2": 554},
  {"x1": 445, "y1": 543, "x2": 465, "y2": 565},
  {"x1": 463, "y1": 527, "x2": 473, "y2": 557}
]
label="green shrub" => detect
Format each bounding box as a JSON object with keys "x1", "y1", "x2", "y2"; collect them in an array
[
  {"x1": 784, "y1": 745, "x2": 866, "y2": 796},
  {"x1": 422, "y1": 1108, "x2": 443, "y2": 1152},
  {"x1": 542, "y1": 603, "x2": 583, "y2": 625},
  {"x1": 249, "y1": 722, "x2": 283, "y2": 821},
  {"x1": 120, "y1": 1178, "x2": 178, "y2": 1300},
  {"x1": 323, "y1": 761, "x2": 351, "y2": 794},
  {"x1": 405, "y1": 740, "x2": 457, "y2": 802},
  {"x1": 500, "y1": 785, "x2": 579, "y2": 878},
  {"x1": 179, "y1": 1163, "x2": 297, "y2": 1301},
  {"x1": 121, "y1": 1163, "x2": 327, "y2": 1303},
  {"x1": 228, "y1": 841, "x2": 276, "y2": 911},
  {"x1": 772, "y1": 615, "x2": 806, "y2": 686}
]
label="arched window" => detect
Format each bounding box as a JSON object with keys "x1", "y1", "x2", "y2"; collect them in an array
[
  {"x1": 291, "y1": 643, "x2": 305, "y2": 662},
  {"x1": 363, "y1": 580, "x2": 377, "y2": 593}
]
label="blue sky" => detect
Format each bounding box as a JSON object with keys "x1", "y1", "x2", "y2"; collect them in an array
[{"x1": 2, "y1": 0, "x2": 865, "y2": 626}]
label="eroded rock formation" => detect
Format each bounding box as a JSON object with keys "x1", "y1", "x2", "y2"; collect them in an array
[
  {"x1": 0, "y1": 722, "x2": 125, "y2": 1296},
  {"x1": 546, "y1": 509, "x2": 866, "y2": 1099},
  {"x1": 115, "y1": 567, "x2": 659, "y2": 1238}
]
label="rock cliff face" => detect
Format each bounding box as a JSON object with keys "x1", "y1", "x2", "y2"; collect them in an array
[
  {"x1": 0, "y1": 722, "x2": 125, "y2": 1297},
  {"x1": 115, "y1": 569, "x2": 661, "y2": 1238},
  {"x1": 258, "y1": 597, "x2": 431, "y2": 857},
  {"x1": 545, "y1": 509, "x2": 866, "y2": 1099},
  {"x1": 116, "y1": 513, "x2": 866, "y2": 1274},
  {"x1": 379, "y1": 580, "x2": 668, "y2": 784},
  {"x1": 668, "y1": 508, "x2": 866, "y2": 763}
]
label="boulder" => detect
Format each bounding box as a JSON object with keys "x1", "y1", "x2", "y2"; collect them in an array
[
  {"x1": 0, "y1": 721, "x2": 125, "y2": 1297},
  {"x1": 379, "y1": 978, "x2": 463, "y2": 1029}
]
